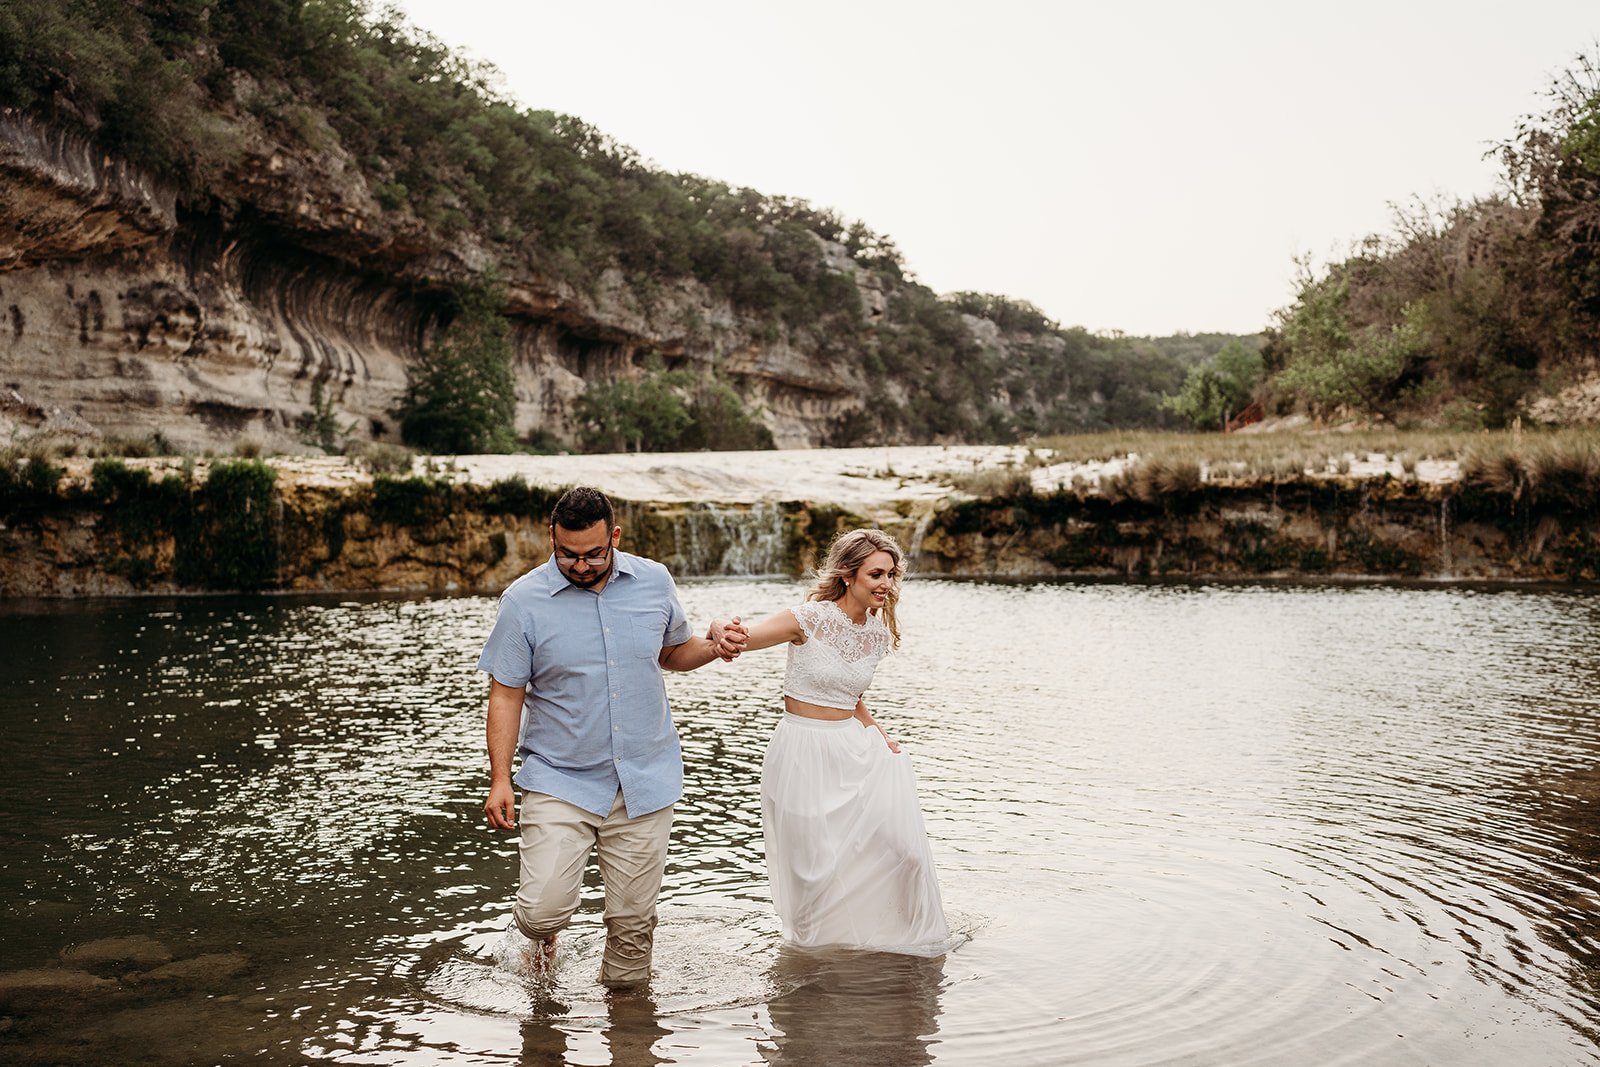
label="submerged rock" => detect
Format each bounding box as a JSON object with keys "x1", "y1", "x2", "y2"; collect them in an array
[
  {"x1": 132, "y1": 953, "x2": 250, "y2": 988},
  {"x1": 0, "y1": 967, "x2": 117, "y2": 1010},
  {"x1": 59, "y1": 935, "x2": 172, "y2": 974}
]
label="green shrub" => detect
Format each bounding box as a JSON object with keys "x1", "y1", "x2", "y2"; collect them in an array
[
  {"x1": 397, "y1": 280, "x2": 517, "y2": 454},
  {"x1": 576, "y1": 363, "x2": 692, "y2": 453},
  {"x1": 175, "y1": 459, "x2": 279, "y2": 590},
  {"x1": 477, "y1": 476, "x2": 563, "y2": 519},
  {"x1": 87, "y1": 459, "x2": 190, "y2": 586},
  {"x1": 372, "y1": 475, "x2": 455, "y2": 527},
  {"x1": 351, "y1": 441, "x2": 415, "y2": 476},
  {"x1": 298, "y1": 380, "x2": 350, "y2": 453},
  {"x1": 0, "y1": 453, "x2": 66, "y2": 518}
]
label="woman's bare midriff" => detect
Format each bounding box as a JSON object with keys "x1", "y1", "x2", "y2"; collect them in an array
[{"x1": 783, "y1": 696, "x2": 856, "y2": 721}]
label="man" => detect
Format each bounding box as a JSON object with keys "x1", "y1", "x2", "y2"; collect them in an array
[{"x1": 479, "y1": 486, "x2": 745, "y2": 987}]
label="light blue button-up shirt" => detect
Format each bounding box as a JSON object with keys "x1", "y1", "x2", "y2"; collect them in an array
[{"x1": 477, "y1": 550, "x2": 693, "y2": 818}]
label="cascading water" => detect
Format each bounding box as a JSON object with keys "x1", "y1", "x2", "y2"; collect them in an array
[
  {"x1": 905, "y1": 509, "x2": 935, "y2": 572},
  {"x1": 664, "y1": 502, "x2": 790, "y2": 577},
  {"x1": 1439, "y1": 495, "x2": 1452, "y2": 575}
]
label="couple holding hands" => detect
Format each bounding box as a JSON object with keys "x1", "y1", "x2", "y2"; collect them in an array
[{"x1": 479, "y1": 487, "x2": 949, "y2": 987}]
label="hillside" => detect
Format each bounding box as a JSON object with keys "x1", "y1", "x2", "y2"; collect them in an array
[
  {"x1": 0, "y1": 0, "x2": 1240, "y2": 456},
  {"x1": 1254, "y1": 51, "x2": 1600, "y2": 429}
]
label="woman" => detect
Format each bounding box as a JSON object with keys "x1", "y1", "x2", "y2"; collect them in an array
[{"x1": 732, "y1": 529, "x2": 950, "y2": 955}]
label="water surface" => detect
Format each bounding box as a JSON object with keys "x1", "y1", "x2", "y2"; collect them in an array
[{"x1": 2, "y1": 580, "x2": 1599, "y2": 1064}]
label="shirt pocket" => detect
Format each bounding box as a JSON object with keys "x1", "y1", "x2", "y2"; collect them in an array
[{"x1": 631, "y1": 614, "x2": 665, "y2": 659}]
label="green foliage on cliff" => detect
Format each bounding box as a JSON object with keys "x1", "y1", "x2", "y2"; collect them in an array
[
  {"x1": 0, "y1": 454, "x2": 65, "y2": 517},
  {"x1": 0, "y1": 0, "x2": 243, "y2": 185},
  {"x1": 844, "y1": 289, "x2": 1217, "y2": 443},
  {"x1": 575, "y1": 361, "x2": 775, "y2": 453},
  {"x1": 396, "y1": 281, "x2": 517, "y2": 454},
  {"x1": 1, "y1": 0, "x2": 1236, "y2": 445},
  {"x1": 178, "y1": 459, "x2": 280, "y2": 589},
  {"x1": 69, "y1": 458, "x2": 279, "y2": 588},
  {"x1": 1264, "y1": 52, "x2": 1600, "y2": 427}
]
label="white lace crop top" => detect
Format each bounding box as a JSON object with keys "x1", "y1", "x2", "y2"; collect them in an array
[{"x1": 782, "y1": 599, "x2": 892, "y2": 710}]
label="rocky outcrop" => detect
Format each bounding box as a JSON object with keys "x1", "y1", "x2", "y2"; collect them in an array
[
  {"x1": 0, "y1": 109, "x2": 886, "y2": 454},
  {"x1": 2, "y1": 456, "x2": 1594, "y2": 598},
  {"x1": 1525, "y1": 361, "x2": 1600, "y2": 425},
  {"x1": 912, "y1": 479, "x2": 1600, "y2": 582},
  {"x1": 0, "y1": 112, "x2": 176, "y2": 265}
]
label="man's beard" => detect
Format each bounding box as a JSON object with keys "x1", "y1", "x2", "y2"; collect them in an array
[{"x1": 563, "y1": 561, "x2": 612, "y2": 588}]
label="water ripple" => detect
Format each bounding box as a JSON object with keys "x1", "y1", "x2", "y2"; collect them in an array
[{"x1": 2, "y1": 581, "x2": 1599, "y2": 1063}]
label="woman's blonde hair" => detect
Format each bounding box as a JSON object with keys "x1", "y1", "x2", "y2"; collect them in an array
[{"x1": 806, "y1": 528, "x2": 905, "y2": 648}]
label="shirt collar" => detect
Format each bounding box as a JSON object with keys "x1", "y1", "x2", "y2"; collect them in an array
[{"x1": 542, "y1": 548, "x2": 636, "y2": 596}]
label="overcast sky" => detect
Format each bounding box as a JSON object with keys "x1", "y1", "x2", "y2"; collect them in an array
[{"x1": 391, "y1": 0, "x2": 1596, "y2": 337}]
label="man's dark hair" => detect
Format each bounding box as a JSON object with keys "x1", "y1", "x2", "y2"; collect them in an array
[{"x1": 551, "y1": 486, "x2": 615, "y2": 531}]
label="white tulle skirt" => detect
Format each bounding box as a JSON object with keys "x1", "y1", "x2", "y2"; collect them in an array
[{"x1": 760, "y1": 712, "x2": 951, "y2": 955}]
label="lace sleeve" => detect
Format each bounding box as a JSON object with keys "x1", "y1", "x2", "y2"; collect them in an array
[{"x1": 791, "y1": 600, "x2": 828, "y2": 639}]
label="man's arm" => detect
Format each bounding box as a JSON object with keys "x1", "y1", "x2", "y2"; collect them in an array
[
  {"x1": 484, "y1": 679, "x2": 525, "y2": 830},
  {"x1": 658, "y1": 617, "x2": 747, "y2": 672}
]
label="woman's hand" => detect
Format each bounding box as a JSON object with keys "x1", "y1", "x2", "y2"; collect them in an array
[
  {"x1": 707, "y1": 616, "x2": 749, "y2": 661},
  {"x1": 874, "y1": 723, "x2": 901, "y2": 753}
]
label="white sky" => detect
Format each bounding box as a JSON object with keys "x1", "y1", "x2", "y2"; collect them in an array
[{"x1": 390, "y1": 0, "x2": 1597, "y2": 337}]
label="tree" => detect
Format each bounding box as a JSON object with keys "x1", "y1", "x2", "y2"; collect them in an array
[
  {"x1": 396, "y1": 280, "x2": 517, "y2": 453},
  {"x1": 1160, "y1": 339, "x2": 1265, "y2": 430},
  {"x1": 1264, "y1": 257, "x2": 1421, "y2": 418},
  {"x1": 575, "y1": 362, "x2": 692, "y2": 453},
  {"x1": 1502, "y1": 49, "x2": 1600, "y2": 337},
  {"x1": 679, "y1": 378, "x2": 775, "y2": 451}
]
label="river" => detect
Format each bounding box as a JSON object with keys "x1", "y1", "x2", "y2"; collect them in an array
[{"x1": 3, "y1": 578, "x2": 1598, "y2": 1064}]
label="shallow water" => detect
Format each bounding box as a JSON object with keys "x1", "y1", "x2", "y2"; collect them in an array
[{"x1": 2, "y1": 580, "x2": 1599, "y2": 1064}]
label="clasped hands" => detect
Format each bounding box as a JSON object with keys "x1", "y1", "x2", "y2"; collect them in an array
[{"x1": 707, "y1": 616, "x2": 750, "y2": 661}]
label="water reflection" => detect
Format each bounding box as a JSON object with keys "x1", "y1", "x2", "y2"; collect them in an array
[
  {"x1": 759, "y1": 948, "x2": 946, "y2": 1066},
  {"x1": 510, "y1": 990, "x2": 671, "y2": 1067}
]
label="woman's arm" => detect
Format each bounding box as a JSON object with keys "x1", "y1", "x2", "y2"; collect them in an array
[
  {"x1": 853, "y1": 697, "x2": 901, "y2": 752},
  {"x1": 734, "y1": 608, "x2": 805, "y2": 653}
]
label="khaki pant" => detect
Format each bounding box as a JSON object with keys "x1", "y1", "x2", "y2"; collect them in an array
[{"x1": 513, "y1": 789, "x2": 674, "y2": 987}]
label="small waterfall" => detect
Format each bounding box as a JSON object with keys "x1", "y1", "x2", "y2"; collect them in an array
[
  {"x1": 1439, "y1": 495, "x2": 1452, "y2": 575},
  {"x1": 666, "y1": 502, "x2": 789, "y2": 577},
  {"x1": 906, "y1": 509, "x2": 934, "y2": 573}
]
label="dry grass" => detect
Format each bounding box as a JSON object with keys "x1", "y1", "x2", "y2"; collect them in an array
[
  {"x1": 1459, "y1": 433, "x2": 1600, "y2": 509},
  {"x1": 941, "y1": 466, "x2": 1035, "y2": 497},
  {"x1": 1031, "y1": 427, "x2": 1600, "y2": 482}
]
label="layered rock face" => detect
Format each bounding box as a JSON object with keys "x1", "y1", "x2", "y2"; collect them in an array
[
  {"x1": 4, "y1": 454, "x2": 1596, "y2": 598},
  {"x1": 0, "y1": 111, "x2": 879, "y2": 453}
]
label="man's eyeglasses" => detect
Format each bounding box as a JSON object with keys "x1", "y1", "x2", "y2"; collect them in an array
[{"x1": 553, "y1": 545, "x2": 612, "y2": 566}]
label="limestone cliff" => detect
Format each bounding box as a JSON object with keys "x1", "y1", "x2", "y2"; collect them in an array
[{"x1": 0, "y1": 107, "x2": 895, "y2": 454}]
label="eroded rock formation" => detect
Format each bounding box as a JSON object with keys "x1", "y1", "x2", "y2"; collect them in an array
[{"x1": 0, "y1": 109, "x2": 882, "y2": 454}]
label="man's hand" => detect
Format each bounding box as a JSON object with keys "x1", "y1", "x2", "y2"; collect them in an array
[
  {"x1": 708, "y1": 616, "x2": 749, "y2": 661},
  {"x1": 485, "y1": 779, "x2": 517, "y2": 830}
]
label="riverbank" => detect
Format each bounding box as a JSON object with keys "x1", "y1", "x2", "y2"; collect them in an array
[{"x1": 1, "y1": 436, "x2": 1597, "y2": 596}]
